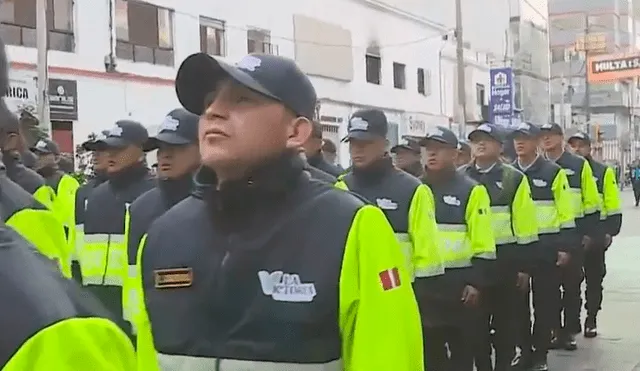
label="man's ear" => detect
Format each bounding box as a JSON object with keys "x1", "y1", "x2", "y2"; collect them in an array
[{"x1": 286, "y1": 117, "x2": 312, "y2": 150}]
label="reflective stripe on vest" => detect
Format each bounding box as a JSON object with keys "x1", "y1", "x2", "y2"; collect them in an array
[
  {"x1": 395, "y1": 232, "x2": 414, "y2": 281},
  {"x1": 489, "y1": 205, "x2": 516, "y2": 245},
  {"x1": 80, "y1": 233, "x2": 126, "y2": 286},
  {"x1": 568, "y1": 188, "x2": 583, "y2": 218},
  {"x1": 157, "y1": 354, "x2": 342, "y2": 371},
  {"x1": 438, "y1": 224, "x2": 473, "y2": 268}
]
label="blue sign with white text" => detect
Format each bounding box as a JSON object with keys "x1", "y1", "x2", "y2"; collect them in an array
[{"x1": 489, "y1": 67, "x2": 514, "y2": 127}]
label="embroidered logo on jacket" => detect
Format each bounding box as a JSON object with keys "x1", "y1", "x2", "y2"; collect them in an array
[{"x1": 258, "y1": 270, "x2": 317, "y2": 302}]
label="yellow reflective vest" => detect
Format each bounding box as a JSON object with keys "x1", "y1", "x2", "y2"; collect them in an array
[
  {"x1": 0, "y1": 225, "x2": 135, "y2": 371},
  {"x1": 136, "y1": 172, "x2": 424, "y2": 371},
  {"x1": 335, "y1": 166, "x2": 444, "y2": 280},
  {"x1": 587, "y1": 157, "x2": 622, "y2": 237}
]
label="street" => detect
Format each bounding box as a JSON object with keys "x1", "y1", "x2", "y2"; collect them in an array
[{"x1": 548, "y1": 189, "x2": 640, "y2": 371}]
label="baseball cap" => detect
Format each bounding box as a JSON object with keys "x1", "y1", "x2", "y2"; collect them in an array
[
  {"x1": 31, "y1": 138, "x2": 60, "y2": 155},
  {"x1": 468, "y1": 123, "x2": 504, "y2": 143},
  {"x1": 86, "y1": 120, "x2": 150, "y2": 151},
  {"x1": 175, "y1": 53, "x2": 317, "y2": 120},
  {"x1": 511, "y1": 121, "x2": 541, "y2": 138},
  {"x1": 567, "y1": 131, "x2": 591, "y2": 145},
  {"x1": 391, "y1": 136, "x2": 420, "y2": 153},
  {"x1": 419, "y1": 126, "x2": 459, "y2": 148},
  {"x1": 540, "y1": 122, "x2": 563, "y2": 135},
  {"x1": 341, "y1": 109, "x2": 388, "y2": 142},
  {"x1": 144, "y1": 108, "x2": 199, "y2": 151}
]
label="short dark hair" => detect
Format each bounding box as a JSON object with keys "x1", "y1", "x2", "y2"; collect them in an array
[
  {"x1": 311, "y1": 121, "x2": 323, "y2": 139},
  {"x1": 322, "y1": 138, "x2": 337, "y2": 154}
]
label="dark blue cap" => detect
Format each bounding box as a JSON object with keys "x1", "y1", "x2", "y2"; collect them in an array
[
  {"x1": 419, "y1": 126, "x2": 459, "y2": 148},
  {"x1": 512, "y1": 122, "x2": 541, "y2": 137},
  {"x1": 540, "y1": 122, "x2": 563, "y2": 135},
  {"x1": 567, "y1": 131, "x2": 591, "y2": 145},
  {"x1": 468, "y1": 123, "x2": 505, "y2": 143},
  {"x1": 175, "y1": 53, "x2": 317, "y2": 120},
  {"x1": 86, "y1": 120, "x2": 149, "y2": 151},
  {"x1": 31, "y1": 138, "x2": 60, "y2": 155},
  {"x1": 391, "y1": 135, "x2": 421, "y2": 153},
  {"x1": 144, "y1": 108, "x2": 199, "y2": 151},
  {"x1": 342, "y1": 109, "x2": 388, "y2": 142}
]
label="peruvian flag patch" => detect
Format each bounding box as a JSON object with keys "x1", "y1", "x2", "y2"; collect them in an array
[{"x1": 379, "y1": 267, "x2": 401, "y2": 291}]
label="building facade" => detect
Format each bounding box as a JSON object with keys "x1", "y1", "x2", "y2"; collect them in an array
[
  {"x1": 548, "y1": 0, "x2": 640, "y2": 140},
  {"x1": 1, "y1": 0, "x2": 502, "y2": 166}
]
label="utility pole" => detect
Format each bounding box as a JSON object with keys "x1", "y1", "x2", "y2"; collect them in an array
[
  {"x1": 583, "y1": 13, "x2": 591, "y2": 133},
  {"x1": 36, "y1": 0, "x2": 51, "y2": 137},
  {"x1": 455, "y1": 0, "x2": 467, "y2": 138}
]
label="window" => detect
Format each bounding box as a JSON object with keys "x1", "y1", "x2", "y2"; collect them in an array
[
  {"x1": 550, "y1": 47, "x2": 565, "y2": 63},
  {"x1": 476, "y1": 83, "x2": 486, "y2": 105},
  {"x1": 115, "y1": 0, "x2": 174, "y2": 66},
  {"x1": 417, "y1": 68, "x2": 425, "y2": 94},
  {"x1": 365, "y1": 54, "x2": 381, "y2": 85},
  {"x1": 0, "y1": 0, "x2": 74, "y2": 52},
  {"x1": 393, "y1": 62, "x2": 406, "y2": 89},
  {"x1": 200, "y1": 17, "x2": 225, "y2": 56},
  {"x1": 247, "y1": 28, "x2": 278, "y2": 55}
]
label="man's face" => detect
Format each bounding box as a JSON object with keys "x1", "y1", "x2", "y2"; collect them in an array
[
  {"x1": 469, "y1": 133, "x2": 501, "y2": 160},
  {"x1": 421, "y1": 140, "x2": 457, "y2": 171},
  {"x1": 92, "y1": 150, "x2": 109, "y2": 171},
  {"x1": 568, "y1": 139, "x2": 590, "y2": 157},
  {"x1": 157, "y1": 143, "x2": 200, "y2": 178},
  {"x1": 199, "y1": 79, "x2": 308, "y2": 173},
  {"x1": 348, "y1": 137, "x2": 385, "y2": 168},
  {"x1": 393, "y1": 147, "x2": 419, "y2": 169},
  {"x1": 513, "y1": 133, "x2": 539, "y2": 156},
  {"x1": 35, "y1": 153, "x2": 55, "y2": 169},
  {"x1": 540, "y1": 132, "x2": 563, "y2": 151},
  {"x1": 105, "y1": 145, "x2": 142, "y2": 173}
]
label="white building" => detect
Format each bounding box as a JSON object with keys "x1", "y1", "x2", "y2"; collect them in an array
[{"x1": 1, "y1": 0, "x2": 501, "y2": 166}]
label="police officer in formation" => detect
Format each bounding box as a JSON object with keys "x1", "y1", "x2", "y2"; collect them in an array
[
  {"x1": 134, "y1": 52, "x2": 423, "y2": 370},
  {"x1": 511, "y1": 122, "x2": 576, "y2": 371},
  {"x1": 80, "y1": 120, "x2": 155, "y2": 337},
  {"x1": 539, "y1": 123, "x2": 601, "y2": 351},
  {"x1": 124, "y1": 108, "x2": 201, "y2": 331},
  {"x1": 419, "y1": 126, "x2": 496, "y2": 371},
  {"x1": 299, "y1": 121, "x2": 338, "y2": 183},
  {"x1": 31, "y1": 138, "x2": 80, "y2": 239},
  {"x1": 302, "y1": 118, "x2": 344, "y2": 177},
  {"x1": 0, "y1": 35, "x2": 135, "y2": 370},
  {"x1": 391, "y1": 136, "x2": 423, "y2": 177},
  {"x1": 70, "y1": 131, "x2": 110, "y2": 281},
  {"x1": 566, "y1": 131, "x2": 622, "y2": 338},
  {"x1": 462, "y1": 123, "x2": 539, "y2": 371},
  {"x1": 456, "y1": 139, "x2": 472, "y2": 168}
]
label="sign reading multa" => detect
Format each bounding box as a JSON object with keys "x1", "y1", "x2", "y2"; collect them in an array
[{"x1": 591, "y1": 56, "x2": 640, "y2": 73}]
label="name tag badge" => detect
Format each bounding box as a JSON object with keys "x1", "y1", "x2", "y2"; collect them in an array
[{"x1": 154, "y1": 268, "x2": 193, "y2": 289}]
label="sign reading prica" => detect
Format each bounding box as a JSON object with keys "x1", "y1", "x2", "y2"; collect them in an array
[{"x1": 588, "y1": 53, "x2": 640, "y2": 83}]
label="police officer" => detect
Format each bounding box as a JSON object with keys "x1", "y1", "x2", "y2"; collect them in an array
[
  {"x1": 456, "y1": 140, "x2": 472, "y2": 168},
  {"x1": 80, "y1": 120, "x2": 155, "y2": 336},
  {"x1": 511, "y1": 122, "x2": 577, "y2": 371},
  {"x1": 462, "y1": 123, "x2": 539, "y2": 371},
  {"x1": 20, "y1": 149, "x2": 38, "y2": 169},
  {"x1": 136, "y1": 52, "x2": 423, "y2": 371},
  {"x1": 391, "y1": 136, "x2": 423, "y2": 177},
  {"x1": 540, "y1": 122, "x2": 601, "y2": 351},
  {"x1": 69, "y1": 132, "x2": 110, "y2": 281},
  {"x1": 32, "y1": 138, "x2": 80, "y2": 237},
  {"x1": 302, "y1": 121, "x2": 343, "y2": 177},
  {"x1": 0, "y1": 223, "x2": 136, "y2": 370},
  {"x1": 419, "y1": 126, "x2": 496, "y2": 371},
  {"x1": 567, "y1": 131, "x2": 622, "y2": 338},
  {"x1": 123, "y1": 108, "x2": 200, "y2": 330},
  {"x1": 0, "y1": 112, "x2": 56, "y2": 209},
  {"x1": 299, "y1": 146, "x2": 337, "y2": 183}
]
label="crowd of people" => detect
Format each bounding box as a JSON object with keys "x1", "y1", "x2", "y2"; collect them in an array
[{"x1": 0, "y1": 36, "x2": 624, "y2": 371}]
